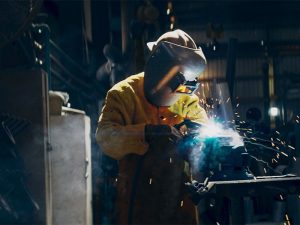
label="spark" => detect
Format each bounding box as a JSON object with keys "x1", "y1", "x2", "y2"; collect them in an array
[
  {"x1": 276, "y1": 153, "x2": 280, "y2": 159},
  {"x1": 264, "y1": 168, "x2": 267, "y2": 173},
  {"x1": 276, "y1": 131, "x2": 280, "y2": 135},
  {"x1": 293, "y1": 157, "x2": 297, "y2": 161},
  {"x1": 149, "y1": 178, "x2": 152, "y2": 184},
  {"x1": 169, "y1": 157, "x2": 172, "y2": 163},
  {"x1": 180, "y1": 200, "x2": 184, "y2": 207},
  {"x1": 244, "y1": 135, "x2": 283, "y2": 147},
  {"x1": 243, "y1": 140, "x2": 281, "y2": 154},
  {"x1": 174, "y1": 115, "x2": 178, "y2": 117},
  {"x1": 281, "y1": 152, "x2": 288, "y2": 157},
  {"x1": 216, "y1": 222, "x2": 220, "y2": 225},
  {"x1": 280, "y1": 195, "x2": 283, "y2": 200},
  {"x1": 272, "y1": 158, "x2": 278, "y2": 163},
  {"x1": 285, "y1": 214, "x2": 289, "y2": 221},
  {"x1": 226, "y1": 97, "x2": 230, "y2": 103},
  {"x1": 271, "y1": 142, "x2": 275, "y2": 147},
  {"x1": 276, "y1": 138, "x2": 281, "y2": 142},
  {"x1": 248, "y1": 154, "x2": 280, "y2": 174},
  {"x1": 115, "y1": 178, "x2": 118, "y2": 182},
  {"x1": 296, "y1": 120, "x2": 299, "y2": 123},
  {"x1": 236, "y1": 103, "x2": 239, "y2": 107},
  {"x1": 276, "y1": 146, "x2": 280, "y2": 150},
  {"x1": 288, "y1": 145, "x2": 295, "y2": 150}
]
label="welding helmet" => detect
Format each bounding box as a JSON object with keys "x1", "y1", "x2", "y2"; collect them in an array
[{"x1": 144, "y1": 29, "x2": 207, "y2": 106}]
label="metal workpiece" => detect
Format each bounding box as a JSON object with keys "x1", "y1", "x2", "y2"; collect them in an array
[{"x1": 199, "y1": 176, "x2": 300, "y2": 198}]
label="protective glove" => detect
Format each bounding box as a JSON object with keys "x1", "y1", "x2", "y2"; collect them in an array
[{"x1": 144, "y1": 124, "x2": 183, "y2": 145}]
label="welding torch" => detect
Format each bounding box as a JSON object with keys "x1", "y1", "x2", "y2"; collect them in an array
[{"x1": 174, "y1": 119, "x2": 203, "y2": 137}]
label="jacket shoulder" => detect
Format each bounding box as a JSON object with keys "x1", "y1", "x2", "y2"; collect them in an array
[{"x1": 109, "y1": 73, "x2": 144, "y2": 94}]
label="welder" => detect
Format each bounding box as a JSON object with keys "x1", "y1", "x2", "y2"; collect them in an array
[{"x1": 96, "y1": 29, "x2": 208, "y2": 225}]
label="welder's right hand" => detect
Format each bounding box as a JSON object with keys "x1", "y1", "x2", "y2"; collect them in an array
[{"x1": 144, "y1": 124, "x2": 183, "y2": 145}]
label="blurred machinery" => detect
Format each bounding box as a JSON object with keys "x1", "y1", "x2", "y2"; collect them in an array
[
  {"x1": 0, "y1": 114, "x2": 39, "y2": 224},
  {"x1": 0, "y1": 1, "x2": 94, "y2": 224}
]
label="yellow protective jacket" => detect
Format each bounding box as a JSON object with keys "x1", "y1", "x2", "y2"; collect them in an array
[{"x1": 96, "y1": 72, "x2": 208, "y2": 225}]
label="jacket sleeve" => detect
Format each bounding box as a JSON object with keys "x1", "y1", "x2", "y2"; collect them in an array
[
  {"x1": 184, "y1": 94, "x2": 208, "y2": 124},
  {"x1": 95, "y1": 89, "x2": 149, "y2": 160}
]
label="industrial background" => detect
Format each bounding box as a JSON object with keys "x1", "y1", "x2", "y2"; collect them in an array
[{"x1": 0, "y1": 0, "x2": 299, "y2": 224}]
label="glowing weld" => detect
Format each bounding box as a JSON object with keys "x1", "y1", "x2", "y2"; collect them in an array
[{"x1": 195, "y1": 121, "x2": 244, "y2": 148}]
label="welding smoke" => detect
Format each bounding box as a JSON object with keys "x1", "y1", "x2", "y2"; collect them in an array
[{"x1": 178, "y1": 120, "x2": 244, "y2": 173}]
